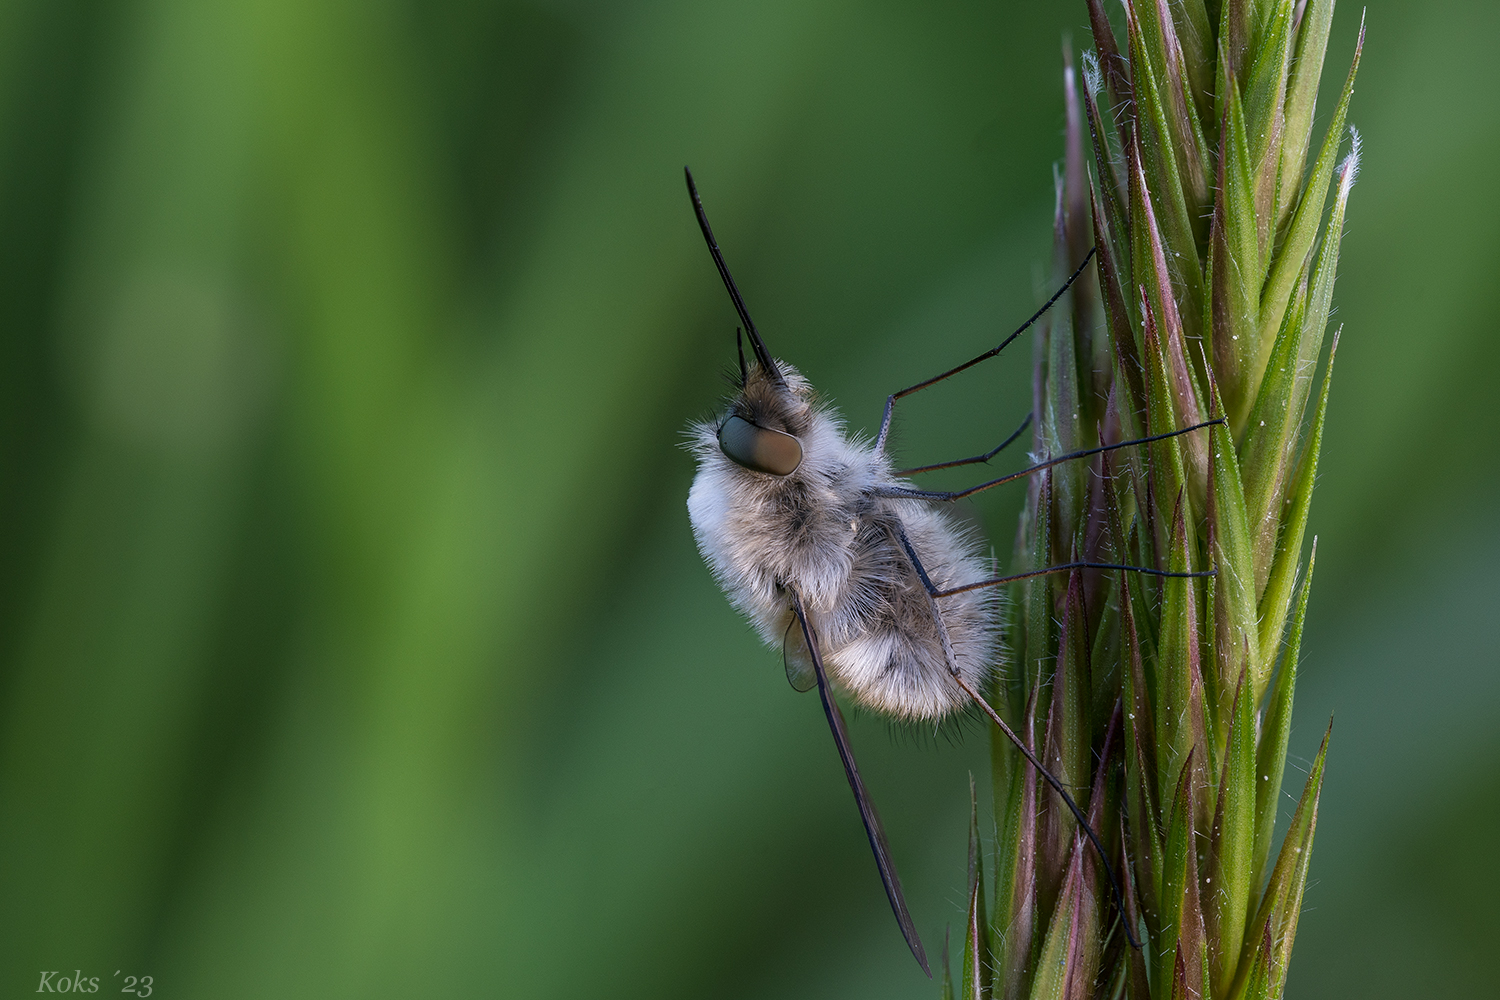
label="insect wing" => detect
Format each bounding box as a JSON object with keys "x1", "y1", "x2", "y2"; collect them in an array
[{"x1": 781, "y1": 617, "x2": 817, "y2": 692}]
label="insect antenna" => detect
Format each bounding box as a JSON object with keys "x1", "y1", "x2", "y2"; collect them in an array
[
  {"x1": 875, "y1": 248, "x2": 1096, "y2": 452},
  {"x1": 789, "y1": 588, "x2": 932, "y2": 978},
  {"x1": 735, "y1": 327, "x2": 747, "y2": 386},
  {"x1": 684, "y1": 167, "x2": 784, "y2": 386}
]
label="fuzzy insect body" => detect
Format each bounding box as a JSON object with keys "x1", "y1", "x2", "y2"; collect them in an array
[
  {"x1": 679, "y1": 167, "x2": 1215, "y2": 975},
  {"x1": 687, "y1": 363, "x2": 995, "y2": 721}
]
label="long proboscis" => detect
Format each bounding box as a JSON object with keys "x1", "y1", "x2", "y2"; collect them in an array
[
  {"x1": 684, "y1": 166, "x2": 782, "y2": 386},
  {"x1": 790, "y1": 590, "x2": 931, "y2": 977}
]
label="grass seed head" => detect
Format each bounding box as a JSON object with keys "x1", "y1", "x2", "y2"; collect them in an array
[{"x1": 974, "y1": 3, "x2": 1361, "y2": 997}]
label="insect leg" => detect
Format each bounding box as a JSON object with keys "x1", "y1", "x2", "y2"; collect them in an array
[
  {"x1": 871, "y1": 418, "x2": 1225, "y2": 503},
  {"x1": 895, "y1": 411, "x2": 1032, "y2": 476},
  {"x1": 933, "y1": 560, "x2": 1213, "y2": 598},
  {"x1": 788, "y1": 588, "x2": 932, "y2": 978},
  {"x1": 893, "y1": 525, "x2": 1144, "y2": 951},
  {"x1": 874, "y1": 248, "x2": 1095, "y2": 454}
]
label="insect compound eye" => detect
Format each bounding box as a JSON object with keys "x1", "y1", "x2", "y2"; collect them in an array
[{"x1": 717, "y1": 415, "x2": 803, "y2": 476}]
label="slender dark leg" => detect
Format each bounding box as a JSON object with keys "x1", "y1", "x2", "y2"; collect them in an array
[
  {"x1": 893, "y1": 524, "x2": 1144, "y2": 951},
  {"x1": 896, "y1": 412, "x2": 1033, "y2": 476},
  {"x1": 788, "y1": 589, "x2": 931, "y2": 978},
  {"x1": 934, "y1": 560, "x2": 1213, "y2": 598},
  {"x1": 872, "y1": 418, "x2": 1225, "y2": 503},
  {"x1": 874, "y1": 248, "x2": 1095, "y2": 454}
]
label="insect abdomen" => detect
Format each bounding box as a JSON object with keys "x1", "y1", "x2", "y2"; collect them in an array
[{"x1": 818, "y1": 504, "x2": 998, "y2": 721}]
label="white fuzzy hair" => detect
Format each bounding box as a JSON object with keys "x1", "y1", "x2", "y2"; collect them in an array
[{"x1": 686, "y1": 362, "x2": 998, "y2": 721}]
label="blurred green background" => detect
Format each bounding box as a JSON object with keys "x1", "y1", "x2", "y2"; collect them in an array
[{"x1": 0, "y1": 0, "x2": 1493, "y2": 996}]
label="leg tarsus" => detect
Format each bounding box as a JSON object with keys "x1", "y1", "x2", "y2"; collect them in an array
[
  {"x1": 935, "y1": 560, "x2": 1215, "y2": 599},
  {"x1": 874, "y1": 249, "x2": 1095, "y2": 454},
  {"x1": 872, "y1": 418, "x2": 1225, "y2": 503},
  {"x1": 896, "y1": 412, "x2": 1033, "y2": 476}
]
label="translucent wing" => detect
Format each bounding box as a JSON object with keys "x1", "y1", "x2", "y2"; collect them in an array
[
  {"x1": 788, "y1": 590, "x2": 931, "y2": 978},
  {"x1": 782, "y1": 616, "x2": 817, "y2": 692}
]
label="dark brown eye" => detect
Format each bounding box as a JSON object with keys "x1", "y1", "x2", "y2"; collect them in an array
[{"x1": 717, "y1": 415, "x2": 802, "y2": 476}]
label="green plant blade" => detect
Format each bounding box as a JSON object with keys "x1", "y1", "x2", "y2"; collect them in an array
[
  {"x1": 1207, "y1": 668, "x2": 1257, "y2": 997},
  {"x1": 1252, "y1": 18, "x2": 1362, "y2": 395},
  {"x1": 1158, "y1": 757, "x2": 1207, "y2": 997},
  {"x1": 1258, "y1": 331, "x2": 1337, "y2": 659},
  {"x1": 1276, "y1": 0, "x2": 1337, "y2": 225},
  {"x1": 1206, "y1": 364, "x2": 1261, "y2": 701},
  {"x1": 1090, "y1": 177, "x2": 1146, "y2": 424},
  {"x1": 962, "y1": 776, "x2": 991, "y2": 1000},
  {"x1": 1155, "y1": 495, "x2": 1200, "y2": 802},
  {"x1": 1027, "y1": 842, "x2": 1100, "y2": 1000},
  {"x1": 1135, "y1": 164, "x2": 1209, "y2": 501},
  {"x1": 1136, "y1": 0, "x2": 1212, "y2": 224},
  {"x1": 1240, "y1": 924, "x2": 1277, "y2": 1000},
  {"x1": 1124, "y1": 6, "x2": 1204, "y2": 333},
  {"x1": 1251, "y1": 540, "x2": 1315, "y2": 902},
  {"x1": 1210, "y1": 76, "x2": 1262, "y2": 427},
  {"x1": 1172, "y1": 0, "x2": 1215, "y2": 124},
  {"x1": 1232, "y1": 724, "x2": 1329, "y2": 999},
  {"x1": 994, "y1": 693, "x2": 1040, "y2": 1000},
  {"x1": 1243, "y1": 126, "x2": 1357, "y2": 594},
  {"x1": 1241, "y1": 0, "x2": 1293, "y2": 252}
]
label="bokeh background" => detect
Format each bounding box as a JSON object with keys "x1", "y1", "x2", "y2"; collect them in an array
[{"x1": 0, "y1": 0, "x2": 1493, "y2": 996}]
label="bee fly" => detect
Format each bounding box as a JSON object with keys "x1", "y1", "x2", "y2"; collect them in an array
[{"x1": 681, "y1": 167, "x2": 1216, "y2": 975}]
